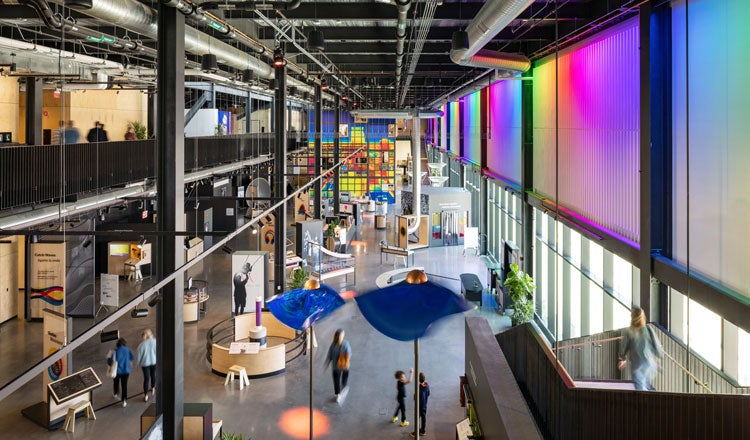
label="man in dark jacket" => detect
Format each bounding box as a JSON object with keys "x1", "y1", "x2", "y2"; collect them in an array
[{"x1": 86, "y1": 121, "x2": 108, "y2": 142}]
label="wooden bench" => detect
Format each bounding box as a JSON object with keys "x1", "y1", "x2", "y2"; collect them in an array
[
  {"x1": 380, "y1": 245, "x2": 415, "y2": 267},
  {"x1": 63, "y1": 400, "x2": 95, "y2": 433}
]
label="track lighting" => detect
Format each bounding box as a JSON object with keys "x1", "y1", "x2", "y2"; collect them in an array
[
  {"x1": 100, "y1": 329, "x2": 119, "y2": 343},
  {"x1": 321, "y1": 77, "x2": 328, "y2": 91},
  {"x1": 201, "y1": 54, "x2": 219, "y2": 72},
  {"x1": 307, "y1": 29, "x2": 325, "y2": 51},
  {"x1": 222, "y1": 244, "x2": 234, "y2": 254},
  {"x1": 147, "y1": 293, "x2": 162, "y2": 308}
]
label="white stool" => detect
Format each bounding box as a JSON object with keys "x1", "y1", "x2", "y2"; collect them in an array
[
  {"x1": 63, "y1": 400, "x2": 96, "y2": 433},
  {"x1": 224, "y1": 365, "x2": 250, "y2": 390}
]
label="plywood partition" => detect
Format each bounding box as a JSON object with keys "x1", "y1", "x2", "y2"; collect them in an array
[{"x1": 396, "y1": 215, "x2": 429, "y2": 250}]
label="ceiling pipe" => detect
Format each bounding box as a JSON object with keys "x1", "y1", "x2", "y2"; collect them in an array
[
  {"x1": 449, "y1": 0, "x2": 532, "y2": 73},
  {"x1": 398, "y1": 0, "x2": 438, "y2": 107},
  {"x1": 197, "y1": 0, "x2": 301, "y2": 11},
  {"x1": 7, "y1": 0, "x2": 142, "y2": 52},
  {"x1": 350, "y1": 108, "x2": 442, "y2": 119},
  {"x1": 394, "y1": 0, "x2": 411, "y2": 93}
]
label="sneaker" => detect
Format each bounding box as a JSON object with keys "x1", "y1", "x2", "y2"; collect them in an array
[
  {"x1": 113, "y1": 393, "x2": 119, "y2": 399},
  {"x1": 410, "y1": 432, "x2": 426, "y2": 438},
  {"x1": 400, "y1": 421, "x2": 410, "y2": 427},
  {"x1": 335, "y1": 394, "x2": 341, "y2": 404},
  {"x1": 122, "y1": 401, "x2": 127, "y2": 408},
  {"x1": 151, "y1": 387, "x2": 156, "y2": 396},
  {"x1": 391, "y1": 417, "x2": 399, "y2": 423},
  {"x1": 144, "y1": 394, "x2": 149, "y2": 402}
]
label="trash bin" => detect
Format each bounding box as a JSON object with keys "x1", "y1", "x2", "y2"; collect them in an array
[{"x1": 375, "y1": 214, "x2": 386, "y2": 229}]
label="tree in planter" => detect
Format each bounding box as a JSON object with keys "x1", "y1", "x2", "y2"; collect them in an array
[
  {"x1": 503, "y1": 263, "x2": 536, "y2": 325},
  {"x1": 129, "y1": 121, "x2": 148, "y2": 139}
]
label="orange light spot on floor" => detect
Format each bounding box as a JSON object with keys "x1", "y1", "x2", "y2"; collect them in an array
[
  {"x1": 349, "y1": 240, "x2": 367, "y2": 247},
  {"x1": 279, "y1": 407, "x2": 330, "y2": 439},
  {"x1": 338, "y1": 290, "x2": 357, "y2": 300}
]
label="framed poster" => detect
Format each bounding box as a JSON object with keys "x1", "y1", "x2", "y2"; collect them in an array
[{"x1": 231, "y1": 251, "x2": 268, "y2": 316}]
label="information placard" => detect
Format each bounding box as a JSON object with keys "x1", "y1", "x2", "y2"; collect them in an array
[
  {"x1": 48, "y1": 367, "x2": 102, "y2": 404},
  {"x1": 100, "y1": 273, "x2": 119, "y2": 307}
]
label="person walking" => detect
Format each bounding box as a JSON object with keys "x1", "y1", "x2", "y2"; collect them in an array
[
  {"x1": 391, "y1": 367, "x2": 413, "y2": 427},
  {"x1": 135, "y1": 329, "x2": 157, "y2": 401},
  {"x1": 618, "y1": 307, "x2": 664, "y2": 391},
  {"x1": 410, "y1": 372, "x2": 430, "y2": 437},
  {"x1": 325, "y1": 328, "x2": 351, "y2": 404},
  {"x1": 108, "y1": 337, "x2": 134, "y2": 407},
  {"x1": 99, "y1": 123, "x2": 109, "y2": 141},
  {"x1": 63, "y1": 120, "x2": 80, "y2": 144}
]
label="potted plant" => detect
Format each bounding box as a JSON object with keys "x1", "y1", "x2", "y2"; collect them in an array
[
  {"x1": 129, "y1": 121, "x2": 148, "y2": 139},
  {"x1": 503, "y1": 263, "x2": 535, "y2": 325},
  {"x1": 325, "y1": 219, "x2": 339, "y2": 250},
  {"x1": 221, "y1": 433, "x2": 250, "y2": 440},
  {"x1": 288, "y1": 266, "x2": 309, "y2": 289}
]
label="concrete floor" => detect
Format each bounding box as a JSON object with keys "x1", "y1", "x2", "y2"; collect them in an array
[{"x1": 0, "y1": 199, "x2": 510, "y2": 440}]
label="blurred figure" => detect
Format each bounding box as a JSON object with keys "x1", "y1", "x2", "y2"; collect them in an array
[
  {"x1": 618, "y1": 307, "x2": 664, "y2": 391},
  {"x1": 124, "y1": 125, "x2": 137, "y2": 140},
  {"x1": 99, "y1": 123, "x2": 109, "y2": 141},
  {"x1": 325, "y1": 328, "x2": 351, "y2": 404},
  {"x1": 391, "y1": 367, "x2": 413, "y2": 427},
  {"x1": 135, "y1": 329, "x2": 157, "y2": 401},
  {"x1": 108, "y1": 337, "x2": 134, "y2": 407},
  {"x1": 51, "y1": 120, "x2": 64, "y2": 144},
  {"x1": 87, "y1": 121, "x2": 103, "y2": 142},
  {"x1": 63, "y1": 120, "x2": 80, "y2": 144},
  {"x1": 410, "y1": 372, "x2": 430, "y2": 437}
]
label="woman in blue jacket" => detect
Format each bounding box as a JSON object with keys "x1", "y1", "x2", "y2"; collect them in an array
[
  {"x1": 109, "y1": 338, "x2": 134, "y2": 407},
  {"x1": 135, "y1": 329, "x2": 157, "y2": 401}
]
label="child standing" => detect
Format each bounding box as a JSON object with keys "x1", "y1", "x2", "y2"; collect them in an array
[
  {"x1": 391, "y1": 368, "x2": 413, "y2": 427},
  {"x1": 411, "y1": 372, "x2": 430, "y2": 437}
]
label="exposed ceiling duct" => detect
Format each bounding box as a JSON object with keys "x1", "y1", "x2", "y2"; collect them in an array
[
  {"x1": 449, "y1": 0, "x2": 532, "y2": 73},
  {"x1": 398, "y1": 0, "x2": 437, "y2": 107},
  {"x1": 393, "y1": 0, "x2": 411, "y2": 88},
  {"x1": 197, "y1": 0, "x2": 302, "y2": 11},
  {"x1": 350, "y1": 108, "x2": 442, "y2": 119}
]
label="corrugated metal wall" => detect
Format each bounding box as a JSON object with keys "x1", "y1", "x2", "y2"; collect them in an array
[
  {"x1": 486, "y1": 79, "x2": 522, "y2": 184},
  {"x1": 532, "y1": 18, "x2": 640, "y2": 243}
]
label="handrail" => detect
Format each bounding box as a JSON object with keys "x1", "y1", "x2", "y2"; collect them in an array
[
  {"x1": 205, "y1": 316, "x2": 307, "y2": 365},
  {"x1": 553, "y1": 328, "x2": 714, "y2": 394}
]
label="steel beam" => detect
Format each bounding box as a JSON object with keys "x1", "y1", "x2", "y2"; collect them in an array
[
  {"x1": 156, "y1": 4, "x2": 185, "y2": 438},
  {"x1": 314, "y1": 83, "x2": 322, "y2": 219},
  {"x1": 273, "y1": 57, "x2": 287, "y2": 296}
]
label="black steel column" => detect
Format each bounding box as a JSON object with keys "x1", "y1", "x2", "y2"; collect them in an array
[
  {"x1": 333, "y1": 94, "x2": 341, "y2": 214},
  {"x1": 314, "y1": 84, "x2": 322, "y2": 218},
  {"x1": 521, "y1": 70, "x2": 534, "y2": 274},
  {"x1": 147, "y1": 86, "x2": 157, "y2": 139},
  {"x1": 638, "y1": 4, "x2": 653, "y2": 316},
  {"x1": 25, "y1": 78, "x2": 42, "y2": 145},
  {"x1": 273, "y1": 56, "x2": 287, "y2": 295},
  {"x1": 649, "y1": 2, "x2": 672, "y2": 325},
  {"x1": 156, "y1": 4, "x2": 185, "y2": 438}
]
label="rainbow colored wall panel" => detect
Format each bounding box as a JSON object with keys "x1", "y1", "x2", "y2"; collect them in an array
[
  {"x1": 448, "y1": 101, "x2": 460, "y2": 154},
  {"x1": 532, "y1": 17, "x2": 640, "y2": 243},
  {"x1": 462, "y1": 90, "x2": 482, "y2": 166},
  {"x1": 487, "y1": 79, "x2": 522, "y2": 184},
  {"x1": 671, "y1": 0, "x2": 750, "y2": 300}
]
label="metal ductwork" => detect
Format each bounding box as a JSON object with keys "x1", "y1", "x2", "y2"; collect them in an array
[
  {"x1": 197, "y1": 0, "x2": 301, "y2": 11},
  {"x1": 450, "y1": 0, "x2": 532, "y2": 73},
  {"x1": 56, "y1": 0, "x2": 274, "y2": 79},
  {"x1": 350, "y1": 108, "x2": 442, "y2": 119},
  {"x1": 394, "y1": 0, "x2": 411, "y2": 86}
]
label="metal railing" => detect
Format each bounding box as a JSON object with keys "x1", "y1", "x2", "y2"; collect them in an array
[
  {"x1": 0, "y1": 133, "x2": 302, "y2": 211},
  {"x1": 205, "y1": 316, "x2": 307, "y2": 366}
]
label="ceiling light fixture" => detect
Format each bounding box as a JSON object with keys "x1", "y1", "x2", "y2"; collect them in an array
[
  {"x1": 308, "y1": 29, "x2": 325, "y2": 51},
  {"x1": 201, "y1": 54, "x2": 219, "y2": 72},
  {"x1": 273, "y1": 47, "x2": 286, "y2": 67}
]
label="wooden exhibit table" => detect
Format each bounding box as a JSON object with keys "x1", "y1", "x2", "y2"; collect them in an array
[
  {"x1": 184, "y1": 280, "x2": 209, "y2": 323},
  {"x1": 211, "y1": 312, "x2": 297, "y2": 378}
]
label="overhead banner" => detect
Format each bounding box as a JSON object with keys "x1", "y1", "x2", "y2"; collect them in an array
[{"x1": 29, "y1": 242, "x2": 66, "y2": 319}]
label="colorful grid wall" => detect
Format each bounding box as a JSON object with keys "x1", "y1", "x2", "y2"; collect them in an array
[
  {"x1": 307, "y1": 112, "x2": 395, "y2": 201},
  {"x1": 487, "y1": 78, "x2": 522, "y2": 184},
  {"x1": 672, "y1": 0, "x2": 750, "y2": 299},
  {"x1": 461, "y1": 90, "x2": 482, "y2": 166},
  {"x1": 532, "y1": 17, "x2": 640, "y2": 244}
]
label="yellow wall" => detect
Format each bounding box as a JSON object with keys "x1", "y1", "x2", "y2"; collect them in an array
[
  {"x1": 0, "y1": 75, "x2": 20, "y2": 143},
  {"x1": 69, "y1": 90, "x2": 147, "y2": 141},
  {"x1": 18, "y1": 88, "x2": 147, "y2": 143}
]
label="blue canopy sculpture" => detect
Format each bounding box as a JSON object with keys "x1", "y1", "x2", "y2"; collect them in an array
[
  {"x1": 267, "y1": 279, "x2": 345, "y2": 330},
  {"x1": 354, "y1": 270, "x2": 473, "y2": 341},
  {"x1": 354, "y1": 269, "x2": 473, "y2": 440},
  {"x1": 267, "y1": 278, "x2": 345, "y2": 440}
]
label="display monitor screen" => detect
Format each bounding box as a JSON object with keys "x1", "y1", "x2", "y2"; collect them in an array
[{"x1": 109, "y1": 243, "x2": 130, "y2": 256}]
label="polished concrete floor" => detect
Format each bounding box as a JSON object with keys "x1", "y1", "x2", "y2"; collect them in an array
[{"x1": 0, "y1": 195, "x2": 510, "y2": 439}]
